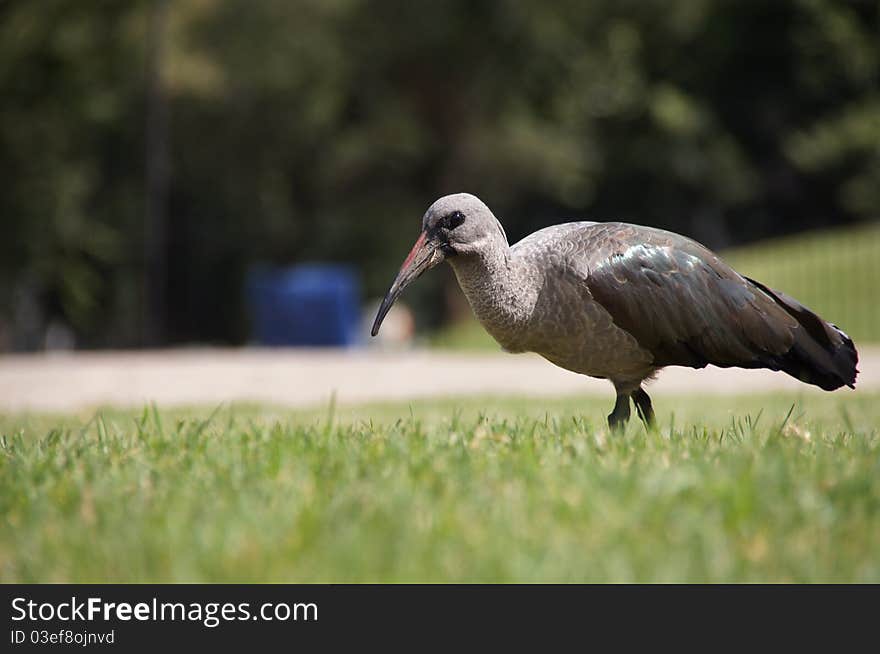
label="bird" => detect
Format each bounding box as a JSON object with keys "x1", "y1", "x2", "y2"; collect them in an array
[{"x1": 371, "y1": 193, "x2": 859, "y2": 429}]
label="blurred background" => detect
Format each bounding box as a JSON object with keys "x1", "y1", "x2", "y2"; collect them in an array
[{"x1": 1, "y1": 0, "x2": 878, "y2": 353}]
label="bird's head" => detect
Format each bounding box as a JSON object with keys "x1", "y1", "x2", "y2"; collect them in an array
[{"x1": 371, "y1": 193, "x2": 507, "y2": 337}]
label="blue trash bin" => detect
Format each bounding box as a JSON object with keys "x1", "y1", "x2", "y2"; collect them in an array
[{"x1": 246, "y1": 264, "x2": 361, "y2": 347}]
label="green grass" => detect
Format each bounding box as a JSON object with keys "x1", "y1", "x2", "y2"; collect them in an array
[
  {"x1": 724, "y1": 222, "x2": 880, "y2": 344},
  {"x1": 431, "y1": 222, "x2": 880, "y2": 349},
  {"x1": 2, "y1": 392, "x2": 878, "y2": 582}
]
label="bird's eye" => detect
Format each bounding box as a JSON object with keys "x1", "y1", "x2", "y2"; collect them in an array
[{"x1": 444, "y1": 211, "x2": 465, "y2": 230}]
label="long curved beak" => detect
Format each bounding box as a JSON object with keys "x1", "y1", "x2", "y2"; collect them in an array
[{"x1": 371, "y1": 232, "x2": 444, "y2": 337}]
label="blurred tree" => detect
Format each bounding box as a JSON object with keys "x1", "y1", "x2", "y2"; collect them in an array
[
  {"x1": 0, "y1": 0, "x2": 877, "y2": 348},
  {"x1": 0, "y1": 0, "x2": 149, "y2": 347}
]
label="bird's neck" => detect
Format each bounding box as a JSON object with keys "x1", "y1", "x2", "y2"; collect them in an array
[{"x1": 448, "y1": 244, "x2": 535, "y2": 351}]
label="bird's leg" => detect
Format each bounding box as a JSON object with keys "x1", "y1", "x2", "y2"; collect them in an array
[
  {"x1": 607, "y1": 393, "x2": 631, "y2": 431},
  {"x1": 631, "y1": 387, "x2": 656, "y2": 429}
]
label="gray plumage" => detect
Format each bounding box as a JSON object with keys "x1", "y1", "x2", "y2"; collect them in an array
[{"x1": 372, "y1": 193, "x2": 859, "y2": 429}]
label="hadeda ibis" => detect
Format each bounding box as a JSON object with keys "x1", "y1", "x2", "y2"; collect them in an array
[{"x1": 371, "y1": 194, "x2": 858, "y2": 429}]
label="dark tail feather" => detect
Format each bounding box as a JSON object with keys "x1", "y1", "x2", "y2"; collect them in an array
[{"x1": 746, "y1": 277, "x2": 859, "y2": 391}]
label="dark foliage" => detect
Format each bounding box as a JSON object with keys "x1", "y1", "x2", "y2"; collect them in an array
[{"x1": 1, "y1": 0, "x2": 878, "y2": 348}]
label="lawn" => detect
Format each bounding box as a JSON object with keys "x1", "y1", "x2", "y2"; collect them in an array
[
  {"x1": 431, "y1": 221, "x2": 880, "y2": 349},
  {"x1": 1, "y1": 392, "x2": 878, "y2": 583}
]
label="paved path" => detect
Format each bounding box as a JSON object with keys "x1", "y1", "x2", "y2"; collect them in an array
[{"x1": 0, "y1": 347, "x2": 876, "y2": 412}]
